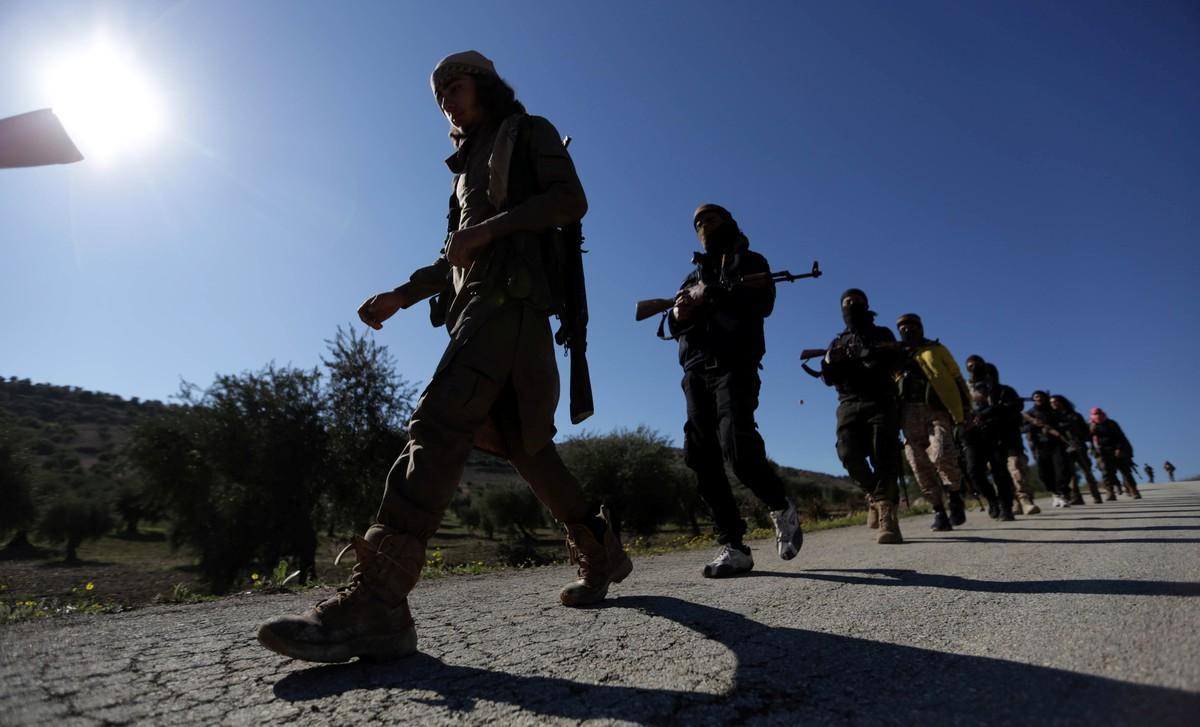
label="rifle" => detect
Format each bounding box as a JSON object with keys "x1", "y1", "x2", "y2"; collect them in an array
[
  {"x1": 554, "y1": 136, "x2": 594, "y2": 424},
  {"x1": 1021, "y1": 411, "x2": 1065, "y2": 441},
  {"x1": 0, "y1": 109, "x2": 83, "y2": 169},
  {"x1": 635, "y1": 260, "x2": 821, "y2": 322},
  {"x1": 798, "y1": 340, "x2": 913, "y2": 378}
]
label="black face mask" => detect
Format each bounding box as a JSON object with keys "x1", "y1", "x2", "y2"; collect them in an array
[
  {"x1": 699, "y1": 220, "x2": 738, "y2": 255},
  {"x1": 899, "y1": 325, "x2": 923, "y2": 344},
  {"x1": 842, "y1": 302, "x2": 871, "y2": 330}
]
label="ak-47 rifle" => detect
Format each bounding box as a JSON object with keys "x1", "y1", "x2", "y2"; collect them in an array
[
  {"x1": 1021, "y1": 411, "x2": 1065, "y2": 442},
  {"x1": 555, "y1": 136, "x2": 594, "y2": 424},
  {"x1": 635, "y1": 260, "x2": 821, "y2": 322},
  {"x1": 798, "y1": 340, "x2": 914, "y2": 378}
]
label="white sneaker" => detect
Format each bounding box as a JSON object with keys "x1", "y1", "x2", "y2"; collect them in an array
[
  {"x1": 769, "y1": 499, "x2": 804, "y2": 560},
  {"x1": 702, "y1": 544, "x2": 754, "y2": 578},
  {"x1": 1060, "y1": 496, "x2": 1071, "y2": 508},
  {"x1": 1051, "y1": 495, "x2": 1063, "y2": 508}
]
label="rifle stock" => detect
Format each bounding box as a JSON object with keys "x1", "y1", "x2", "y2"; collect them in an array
[
  {"x1": 800, "y1": 348, "x2": 827, "y2": 360},
  {"x1": 635, "y1": 298, "x2": 676, "y2": 321}
]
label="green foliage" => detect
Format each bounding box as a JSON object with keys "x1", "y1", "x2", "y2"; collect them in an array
[
  {"x1": 320, "y1": 326, "x2": 416, "y2": 534},
  {"x1": 476, "y1": 484, "x2": 547, "y2": 539},
  {"x1": 0, "y1": 420, "x2": 37, "y2": 536},
  {"x1": 249, "y1": 559, "x2": 302, "y2": 591},
  {"x1": 129, "y1": 365, "x2": 328, "y2": 593},
  {"x1": 561, "y1": 426, "x2": 694, "y2": 535},
  {"x1": 33, "y1": 480, "x2": 115, "y2": 562},
  {"x1": 421, "y1": 548, "x2": 494, "y2": 578}
]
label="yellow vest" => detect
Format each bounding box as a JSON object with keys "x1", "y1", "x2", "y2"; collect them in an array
[{"x1": 898, "y1": 342, "x2": 970, "y2": 424}]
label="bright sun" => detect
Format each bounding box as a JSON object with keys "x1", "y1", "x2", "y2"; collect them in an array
[{"x1": 41, "y1": 33, "x2": 166, "y2": 164}]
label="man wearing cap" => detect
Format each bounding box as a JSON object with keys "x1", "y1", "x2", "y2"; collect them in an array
[
  {"x1": 660, "y1": 203, "x2": 803, "y2": 577},
  {"x1": 815, "y1": 289, "x2": 908, "y2": 543},
  {"x1": 893, "y1": 313, "x2": 972, "y2": 531},
  {"x1": 1091, "y1": 407, "x2": 1141, "y2": 499},
  {"x1": 257, "y1": 51, "x2": 632, "y2": 663}
]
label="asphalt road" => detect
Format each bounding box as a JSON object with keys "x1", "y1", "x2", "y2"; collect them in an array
[{"x1": 3, "y1": 482, "x2": 1199, "y2": 726}]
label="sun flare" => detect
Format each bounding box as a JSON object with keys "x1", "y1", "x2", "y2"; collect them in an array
[{"x1": 41, "y1": 32, "x2": 166, "y2": 164}]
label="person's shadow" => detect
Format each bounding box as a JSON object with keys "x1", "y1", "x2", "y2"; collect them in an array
[
  {"x1": 785, "y1": 568, "x2": 1200, "y2": 596},
  {"x1": 272, "y1": 595, "x2": 1199, "y2": 724}
]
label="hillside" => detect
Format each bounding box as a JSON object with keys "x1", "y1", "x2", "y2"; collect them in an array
[{"x1": 1, "y1": 375, "x2": 857, "y2": 500}]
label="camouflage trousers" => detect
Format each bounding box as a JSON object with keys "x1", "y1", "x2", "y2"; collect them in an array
[
  {"x1": 1006, "y1": 453, "x2": 1034, "y2": 502},
  {"x1": 899, "y1": 403, "x2": 962, "y2": 509}
]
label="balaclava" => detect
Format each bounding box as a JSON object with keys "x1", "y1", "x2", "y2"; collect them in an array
[
  {"x1": 841, "y1": 288, "x2": 873, "y2": 330},
  {"x1": 896, "y1": 313, "x2": 924, "y2": 344}
]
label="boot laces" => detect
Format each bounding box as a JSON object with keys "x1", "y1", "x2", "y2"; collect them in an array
[{"x1": 314, "y1": 540, "x2": 374, "y2": 613}]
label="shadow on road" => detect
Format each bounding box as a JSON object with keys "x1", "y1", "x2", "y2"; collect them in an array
[
  {"x1": 271, "y1": 595, "x2": 1200, "y2": 723},
  {"x1": 788, "y1": 568, "x2": 1200, "y2": 596},
  {"x1": 1048, "y1": 515, "x2": 1200, "y2": 521},
  {"x1": 931, "y1": 536, "x2": 1200, "y2": 546},
  {"x1": 993, "y1": 525, "x2": 1200, "y2": 533}
]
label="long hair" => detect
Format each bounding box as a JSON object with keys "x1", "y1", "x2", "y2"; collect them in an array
[
  {"x1": 1051, "y1": 394, "x2": 1076, "y2": 411},
  {"x1": 475, "y1": 74, "x2": 526, "y2": 121}
]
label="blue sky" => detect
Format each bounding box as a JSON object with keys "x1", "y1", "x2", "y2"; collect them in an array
[{"x1": 1, "y1": 1, "x2": 1197, "y2": 477}]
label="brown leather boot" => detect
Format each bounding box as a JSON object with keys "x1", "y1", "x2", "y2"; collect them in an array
[
  {"x1": 866, "y1": 498, "x2": 880, "y2": 529},
  {"x1": 560, "y1": 506, "x2": 633, "y2": 607},
  {"x1": 1022, "y1": 495, "x2": 1041, "y2": 515},
  {"x1": 876, "y1": 499, "x2": 903, "y2": 544},
  {"x1": 257, "y1": 525, "x2": 421, "y2": 663}
]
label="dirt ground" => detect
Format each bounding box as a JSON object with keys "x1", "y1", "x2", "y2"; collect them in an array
[{"x1": 0, "y1": 523, "x2": 570, "y2": 607}]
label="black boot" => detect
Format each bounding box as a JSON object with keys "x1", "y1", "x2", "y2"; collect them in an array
[
  {"x1": 987, "y1": 498, "x2": 1000, "y2": 520},
  {"x1": 930, "y1": 510, "x2": 953, "y2": 532},
  {"x1": 947, "y1": 491, "x2": 967, "y2": 526}
]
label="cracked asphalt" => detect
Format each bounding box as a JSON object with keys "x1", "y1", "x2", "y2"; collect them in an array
[{"x1": 3, "y1": 481, "x2": 1199, "y2": 725}]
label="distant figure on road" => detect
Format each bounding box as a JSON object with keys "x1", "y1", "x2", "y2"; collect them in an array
[
  {"x1": 1164, "y1": 461, "x2": 1176, "y2": 482},
  {"x1": 814, "y1": 289, "x2": 908, "y2": 543},
  {"x1": 1091, "y1": 407, "x2": 1141, "y2": 499},
  {"x1": 658, "y1": 203, "x2": 803, "y2": 578},
  {"x1": 893, "y1": 313, "x2": 972, "y2": 532},
  {"x1": 257, "y1": 50, "x2": 631, "y2": 664},
  {"x1": 1050, "y1": 394, "x2": 1103, "y2": 504},
  {"x1": 1144, "y1": 464, "x2": 1155, "y2": 483}
]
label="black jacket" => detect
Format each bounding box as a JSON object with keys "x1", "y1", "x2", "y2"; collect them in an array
[
  {"x1": 1092, "y1": 418, "x2": 1132, "y2": 456},
  {"x1": 1024, "y1": 405, "x2": 1065, "y2": 450},
  {"x1": 820, "y1": 323, "x2": 904, "y2": 402},
  {"x1": 665, "y1": 249, "x2": 775, "y2": 371},
  {"x1": 970, "y1": 380, "x2": 1024, "y2": 433}
]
